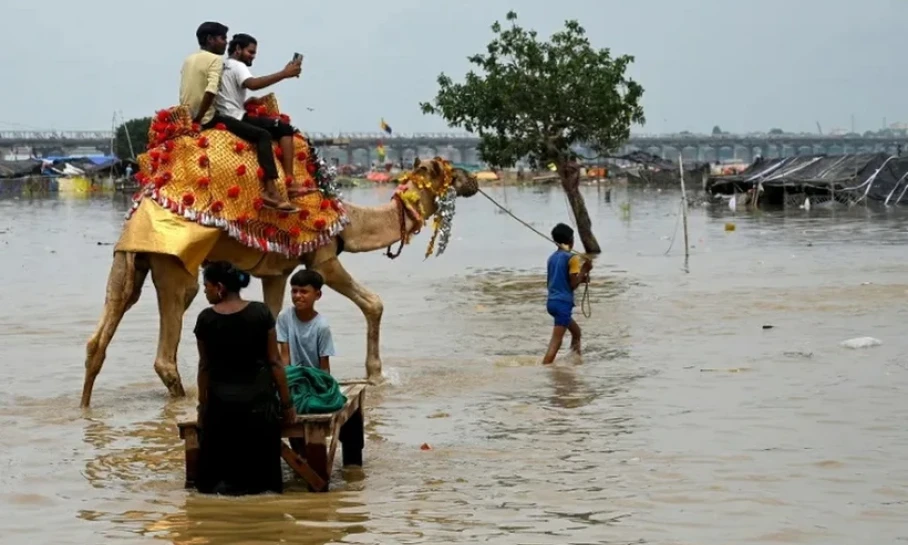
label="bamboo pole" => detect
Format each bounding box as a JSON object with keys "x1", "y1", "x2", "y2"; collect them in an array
[{"x1": 679, "y1": 155, "x2": 690, "y2": 270}]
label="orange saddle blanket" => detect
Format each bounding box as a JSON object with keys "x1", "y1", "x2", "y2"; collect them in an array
[{"x1": 126, "y1": 98, "x2": 348, "y2": 257}]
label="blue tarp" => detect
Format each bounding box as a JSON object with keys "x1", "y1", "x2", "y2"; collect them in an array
[{"x1": 42, "y1": 155, "x2": 115, "y2": 165}]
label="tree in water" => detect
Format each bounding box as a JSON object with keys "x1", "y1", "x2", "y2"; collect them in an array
[
  {"x1": 420, "y1": 11, "x2": 644, "y2": 254},
  {"x1": 114, "y1": 117, "x2": 151, "y2": 160}
]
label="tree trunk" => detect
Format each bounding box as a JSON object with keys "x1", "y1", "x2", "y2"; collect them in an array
[{"x1": 558, "y1": 161, "x2": 601, "y2": 254}]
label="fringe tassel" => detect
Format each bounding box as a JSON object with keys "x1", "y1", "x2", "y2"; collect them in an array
[{"x1": 124, "y1": 186, "x2": 350, "y2": 258}]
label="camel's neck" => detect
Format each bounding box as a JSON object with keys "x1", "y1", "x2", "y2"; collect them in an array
[{"x1": 340, "y1": 200, "x2": 432, "y2": 253}]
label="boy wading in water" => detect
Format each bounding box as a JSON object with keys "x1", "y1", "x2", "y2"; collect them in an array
[{"x1": 543, "y1": 223, "x2": 592, "y2": 364}]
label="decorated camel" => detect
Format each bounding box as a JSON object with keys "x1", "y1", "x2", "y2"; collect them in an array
[{"x1": 80, "y1": 96, "x2": 478, "y2": 407}]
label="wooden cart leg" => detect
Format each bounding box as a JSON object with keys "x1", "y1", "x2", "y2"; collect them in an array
[
  {"x1": 339, "y1": 408, "x2": 364, "y2": 466},
  {"x1": 305, "y1": 440, "x2": 330, "y2": 492},
  {"x1": 183, "y1": 426, "x2": 200, "y2": 489}
]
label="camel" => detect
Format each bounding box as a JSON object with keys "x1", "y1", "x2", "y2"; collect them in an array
[{"x1": 80, "y1": 156, "x2": 478, "y2": 407}]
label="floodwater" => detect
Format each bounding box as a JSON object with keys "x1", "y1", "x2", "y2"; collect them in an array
[{"x1": 1, "y1": 184, "x2": 907, "y2": 545}]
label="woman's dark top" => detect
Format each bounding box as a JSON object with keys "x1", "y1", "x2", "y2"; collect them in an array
[
  {"x1": 192, "y1": 301, "x2": 282, "y2": 495},
  {"x1": 194, "y1": 301, "x2": 277, "y2": 408}
]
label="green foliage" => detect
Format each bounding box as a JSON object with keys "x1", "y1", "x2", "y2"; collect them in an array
[
  {"x1": 420, "y1": 11, "x2": 645, "y2": 169},
  {"x1": 114, "y1": 117, "x2": 151, "y2": 159},
  {"x1": 712, "y1": 125, "x2": 723, "y2": 135},
  {"x1": 768, "y1": 128, "x2": 784, "y2": 135}
]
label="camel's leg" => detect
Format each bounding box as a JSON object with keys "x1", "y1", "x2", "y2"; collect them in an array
[
  {"x1": 149, "y1": 254, "x2": 199, "y2": 397},
  {"x1": 261, "y1": 273, "x2": 292, "y2": 319},
  {"x1": 312, "y1": 257, "x2": 384, "y2": 381},
  {"x1": 81, "y1": 252, "x2": 150, "y2": 407}
]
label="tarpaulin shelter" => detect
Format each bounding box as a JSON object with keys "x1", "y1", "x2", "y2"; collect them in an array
[{"x1": 707, "y1": 153, "x2": 908, "y2": 206}]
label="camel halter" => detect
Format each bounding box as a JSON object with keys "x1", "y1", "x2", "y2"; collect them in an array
[{"x1": 384, "y1": 163, "x2": 456, "y2": 260}]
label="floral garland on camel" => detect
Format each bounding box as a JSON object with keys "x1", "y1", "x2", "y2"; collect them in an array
[{"x1": 125, "y1": 99, "x2": 348, "y2": 258}]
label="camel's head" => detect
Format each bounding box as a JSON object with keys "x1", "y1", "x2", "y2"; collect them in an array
[{"x1": 395, "y1": 157, "x2": 478, "y2": 257}]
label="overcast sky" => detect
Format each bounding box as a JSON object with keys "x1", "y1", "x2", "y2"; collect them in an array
[{"x1": 0, "y1": 0, "x2": 904, "y2": 135}]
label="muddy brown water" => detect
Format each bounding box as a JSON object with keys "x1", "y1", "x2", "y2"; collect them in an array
[{"x1": 1, "y1": 185, "x2": 907, "y2": 544}]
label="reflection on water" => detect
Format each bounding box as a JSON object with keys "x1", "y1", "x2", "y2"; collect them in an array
[{"x1": 1, "y1": 186, "x2": 908, "y2": 544}]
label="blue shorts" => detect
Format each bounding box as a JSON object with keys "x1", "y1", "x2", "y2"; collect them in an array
[{"x1": 546, "y1": 299, "x2": 574, "y2": 327}]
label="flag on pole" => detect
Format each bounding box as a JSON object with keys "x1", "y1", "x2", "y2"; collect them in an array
[{"x1": 380, "y1": 118, "x2": 392, "y2": 135}]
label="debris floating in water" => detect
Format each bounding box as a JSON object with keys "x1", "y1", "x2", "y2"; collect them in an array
[
  {"x1": 840, "y1": 337, "x2": 881, "y2": 349},
  {"x1": 420, "y1": 443, "x2": 432, "y2": 451}
]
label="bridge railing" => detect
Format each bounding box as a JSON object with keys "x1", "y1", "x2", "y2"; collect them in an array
[
  {"x1": 0, "y1": 130, "x2": 114, "y2": 140},
  {"x1": 2, "y1": 129, "x2": 908, "y2": 144}
]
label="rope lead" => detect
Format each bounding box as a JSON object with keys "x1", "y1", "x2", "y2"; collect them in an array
[{"x1": 477, "y1": 187, "x2": 593, "y2": 318}]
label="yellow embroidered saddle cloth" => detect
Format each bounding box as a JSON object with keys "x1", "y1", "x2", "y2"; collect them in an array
[{"x1": 127, "y1": 95, "x2": 348, "y2": 257}]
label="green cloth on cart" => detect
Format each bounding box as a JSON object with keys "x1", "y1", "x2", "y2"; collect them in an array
[{"x1": 285, "y1": 365, "x2": 347, "y2": 414}]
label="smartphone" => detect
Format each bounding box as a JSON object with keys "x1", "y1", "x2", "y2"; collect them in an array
[{"x1": 292, "y1": 52, "x2": 303, "y2": 64}]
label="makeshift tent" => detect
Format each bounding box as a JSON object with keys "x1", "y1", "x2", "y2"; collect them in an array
[{"x1": 707, "y1": 153, "x2": 908, "y2": 206}]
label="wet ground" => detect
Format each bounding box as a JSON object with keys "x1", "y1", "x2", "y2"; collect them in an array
[{"x1": 0, "y1": 184, "x2": 906, "y2": 544}]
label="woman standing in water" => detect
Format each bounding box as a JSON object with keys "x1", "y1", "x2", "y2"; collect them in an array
[{"x1": 193, "y1": 261, "x2": 296, "y2": 495}]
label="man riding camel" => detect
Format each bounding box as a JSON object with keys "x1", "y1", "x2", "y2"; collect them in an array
[
  {"x1": 213, "y1": 33, "x2": 307, "y2": 210},
  {"x1": 180, "y1": 22, "x2": 302, "y2": 211}
]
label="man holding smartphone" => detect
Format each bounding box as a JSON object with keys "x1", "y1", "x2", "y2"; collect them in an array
[{"x1": 212, "y1": 33, "x2": 304, "y2": 210}]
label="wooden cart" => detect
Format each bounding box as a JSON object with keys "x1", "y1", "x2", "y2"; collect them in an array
[{"x1": 177, "y1": 382, "x2": 366, "y2": 492}]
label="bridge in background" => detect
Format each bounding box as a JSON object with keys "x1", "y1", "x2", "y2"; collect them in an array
[{"x1": 4, "y1": 130, "x2": 908, "y2": 163}]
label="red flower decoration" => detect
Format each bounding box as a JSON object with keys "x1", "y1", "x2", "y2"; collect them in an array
[
  {"x1": 153, "y1": 175, "x2": 167, "y2": 189},
  {"x1": 191, "y1": 122, "x2": 201, "y2": 132},
  {"x1": 331, "y1": 200, "x2": 342, "y2": 211},
  {"x1": 288, "y1": 226, "x2": 301, "y2": 237},
  {"x1": 163, "y1": 141, "x2": 175, "y2": 152},
  {"x1": 298, "y1": 210, "x2": 310, "y2": 220},
  {"x1": 264, "y1": 226, "x2": 278, "y2": 238},
  {"x1": 278, "y1": 211, "x2": 290, "y2": 220},
  {"x1": 255, "y1": 105, "x2": 268, "y2": 116},
  {"x1": 256, "y1": 167, "x2": 265, "y2": 181},
  {"x1": 197, "y1": 136, "x2": 209, "y2": 148},
  {"x1": 182, "y1": 192, "x2": 195, "y2": 207},
  {"x1": 160, "y1": 152, "x2": 171, "y2": 164},
  {"x1": 155, "y1": 110, "x2": 170, "y2": 122},
  {"x1": 149, "y1": 150, "x2": 161, "y2": 161},
  {"x1": 236, "y1": 164, "x2": 247, "y2": 176},
  {"x1": 215, "y1": 123, "x2": 227, "y2": 130},
  {"x1": 295, "y1": 151, "x2": 307, "y2": 162},
  {"x1": 314, "y1": 218, "x2": 327, "y2": 230},
  {"x1": 279, "y1": 114, "x2": 291, "y2": 124},
  {"x1": 252, "y1": 198, "x2": 265, "y2": 211},
  {"x1": 165, "y1": 123, "x2": 177, "y2": 136},
  {"x1": 284, "y1": 176, "x2": 294, "y2": 187},
  {"x1": 236, "y1": 213, "x2": 250, "y2": 225},
  {"x1": 319, "y1": 199, "x2": 331, "y2": 210},
  {"x1": 210, "y1": 200, "x2": 225, "y2": 213},
  {"x1": 198, "y1": 155, "x2": 209, "y2": 168},
  {"x1": 306, "y1": 162, "x2": 317, "y2": 175},
  {"x1": 161, "y1": 172, "x2": 173, "y2": 182},
  {"x1": 151, "y1": 121, "x2": 167, "y2": 133},
  {"x1": 303, "y1": 179, "x2": 313, "y2": 188},
  {"x1": 234, "y1": 142, "x2": 246, "y2": 153},
  {"x1": 274, "y1": 146, "x2": 283, "y2": 159},
  {"x1": 197, "y1": 176, "x2": 210, "y2": 188},
  {"x1": 227, "y1": 185, "x2": 241, "y2": 199}
]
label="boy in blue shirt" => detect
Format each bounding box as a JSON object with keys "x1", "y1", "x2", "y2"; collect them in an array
[
  {"x1": 276, "y1": 270, "x2": 336, "y2": 373},
  {"x1": 542, "y1": 223, "x2": 592, "y2": 364}
]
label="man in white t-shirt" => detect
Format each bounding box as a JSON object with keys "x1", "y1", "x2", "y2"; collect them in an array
[{"x1": 211, "y1": 33, "x2": 302, "y2": 210}]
